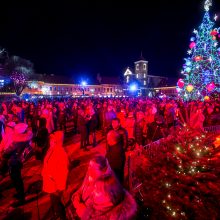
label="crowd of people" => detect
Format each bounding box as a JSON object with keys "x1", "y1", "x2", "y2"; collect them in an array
[{"x1": 0, "y1": 96, "x2": 220, "y2": 219}]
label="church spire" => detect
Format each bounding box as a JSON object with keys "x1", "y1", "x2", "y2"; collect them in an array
[{"x1": 140, "y1": 51, "x2": 145, "y2": 60}]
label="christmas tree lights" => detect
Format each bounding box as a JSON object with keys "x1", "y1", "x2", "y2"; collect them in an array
[
  {"x1": 178, "y1": 0, "x2": 220, "y2": 100},
  {"x1": 133, "y1": 126, "x2": 220, "y2": 219}
]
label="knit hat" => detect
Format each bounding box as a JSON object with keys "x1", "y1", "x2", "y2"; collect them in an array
[
  {"x1": 14, "y1": 123, "x2": 28, "y2": 134},
  {"x1": 7, "y1": 121, "x2": 16, "y2": 128},
  {"x1": 50, "y1": 131, "x2": 64, "y2": 147}
]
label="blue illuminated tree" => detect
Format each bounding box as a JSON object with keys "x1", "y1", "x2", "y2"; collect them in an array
[{"x1": 178, "y1": 0, "x2": 220, "y2": 100}]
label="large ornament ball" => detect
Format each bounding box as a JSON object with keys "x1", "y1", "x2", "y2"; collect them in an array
[
  {"x1": 194, "y1": 56, "x2": 202, "y2": 61},
  {"x1": 204, "y1": 96, "x2": 210, "y2": 101},
  {"x1": 190, "y1": 37, "x2": 195, "y2": 41},
  {"x1": 177, "y1": 79, "x2": 185, "y2": 88},
  {"x1": 189, "y1": 42, "x2": 196, "y2": 49},
  {"x1": 211, "y1": 30, "x2": 218, "y2": 36},
  {"x1": 186, "y1": 84, "x2": 194, "y2": 92},
  {"x1": 206, "y1": 82, "x2": 215, "y2": 92}
]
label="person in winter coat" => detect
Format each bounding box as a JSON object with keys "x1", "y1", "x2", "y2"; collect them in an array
[
  {"x1": 42, "y1": 131, "x2": 69, "y2": 220},
  {"x1": 77, "y1": 108, "x2": 90, "y2": 151},
  {"x1": 33, "y1": 117, "x2": 49, "y2": 161},
  {"x1": 88, "y1": 107, "x2": 98, "y2": 147},
  {"x1": 8, "y1": 123, "x2": 33, "y2": 206},
  {"x1": 134, "y1": 111, "x2": 146, "y2": 146},
  {"x1": 72, "y1": 155, "x2": 137, "y2": 220},
  {"x1": 106, "y1": 118, "x2": 128, "y2": 184},
  {"x1": 147, "y1": 114, "x2": 167, "y2": 143},
  {"x1": 0, "y1": 122, "x2": 16, "y2": 175},
  {"x1": 103, "y1": 105, "x2": 116, "y2": 135},
  {"x1": 0, "y1": 108, "x2": 5, "y2": 143}
]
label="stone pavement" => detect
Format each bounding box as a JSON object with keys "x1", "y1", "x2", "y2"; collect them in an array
[{"x1": 0, "y1": 131, "x2": 106, "y2": 220}]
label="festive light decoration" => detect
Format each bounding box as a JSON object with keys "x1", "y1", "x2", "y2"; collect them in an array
[
  {"x1": 177, "y1": 79, "x2": 184, "y2": 88},
  {"x1": 132, "y1": 116, "x2": 220, "y2": 219},
  {"x1": 186, "y1": 84, "x2": 194, "y2": 92},
  {"x1": 204, "y1": 0, "x2": 212, "y2": 12},
  {"x1": 178, "y1": 0, "x2": 220, "y2": 99},
  {"x1": 204, "y1": 95, "x2": 210, "y2": 100},
  {"x1": 189, "y1": 42, "x2": 196, "y2": 49},
  {"x1": 206, "y1": 82, "x2": 215, "y2": 91},
  {"x1": 10, "y1": 71, "x2": 28, "y2": 96}
]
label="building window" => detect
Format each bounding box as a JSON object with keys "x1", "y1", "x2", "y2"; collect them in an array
[
  {"x1": 107, "y1": 88, "x2": 109, "y2": 92},
  {"x1": 143, "y1": 63, "x2": 147, "y2": 70},
  {"x1": 110, "y1": 88, "x2": 112, "y2": 92},
  {"x1": 126, "y1": 76, "x2": 129, "y2": 83},
  {"x1": 104, "y1": 88, "x2": 106, "y2": 92},
  {"x1": 144, "y1": 81, "x2": 146, "y2": 85},
  {"x1": 144, "y1": 74, "x2": 146, "y2": 78},
  {"x1": 58, "y1": 87, "x2": 60, "y2": 90},
  {"x1": 50, "y1": 87, "x2": 52, "y2": 91},
  {"x1": 136, "y1": 64, "x2": 139, "y2": 70},
  {"x1": 70, "y1": 88, "x2": 72, "y2": 91},
  {"x1": 54, "y1": 87, "x2": 56, "y2": 91},
  {"x1": 136, "y1": 74, "x2": 139, "y2": 79}
]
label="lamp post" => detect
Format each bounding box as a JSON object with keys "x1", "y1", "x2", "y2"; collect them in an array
[{"x1": 81, "y1": 81, "x2": 87, "y2": 96}]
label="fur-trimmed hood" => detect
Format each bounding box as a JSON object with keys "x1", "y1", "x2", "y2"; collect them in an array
[
  {"x1": 13, "y1": 129, "x2": 33, "y2": 143},
  {"x1": 82, "y1": 191, "x2": 137, "y2": 220}
]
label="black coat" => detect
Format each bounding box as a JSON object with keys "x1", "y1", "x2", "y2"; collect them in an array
[
  {"x1": 106, "y1": 142, "x2": 125, "y2": 170},
  {"x1": 134, "y1": 119, "x2": 145, "y2": 145},
  {"x1": 89, "y1": 114, "x2": 98, "y2": 132}
]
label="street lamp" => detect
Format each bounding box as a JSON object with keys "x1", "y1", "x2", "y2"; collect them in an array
[
  {"x1": 81, "y1": 81, "x2": 87, "y2": 96},
  {"x1": 129, "y1": 84, "x2": 137, "y2": 91}
]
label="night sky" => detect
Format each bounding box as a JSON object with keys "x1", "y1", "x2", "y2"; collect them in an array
[{"x1": 1, "y1": 0, "x2": 220, "y2": 83}]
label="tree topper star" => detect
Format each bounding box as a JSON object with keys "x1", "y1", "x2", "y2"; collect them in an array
[{"x1": 204, "y1": 0, "x2": 212, "y2": 12}]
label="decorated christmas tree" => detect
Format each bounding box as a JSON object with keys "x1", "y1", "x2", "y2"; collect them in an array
[
  {"x1": 132, "y1": 126, "x2": 220, "y2": 219},
  {"x1": 177, "y1": 0, "x2": 220, "y2": 100}
]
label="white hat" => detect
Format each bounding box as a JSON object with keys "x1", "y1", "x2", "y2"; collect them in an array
[
  {"x1": 14, "y1": 123, "x2": 28, "y2": 134},
  {"x1": 7, "y1": 121, "x2": 16, "y2": 128}
]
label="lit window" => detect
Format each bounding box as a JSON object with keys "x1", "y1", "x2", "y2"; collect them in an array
[
  {"x1": 126, "y1": 76, "x2": 129, "y2": 83},
  {"x1": 136, "y1": 64, "x2": 139, "y2": 70},
  {"x1": 136, "y1": 74, "x2": 139, "y2": 78},
  {"x1": 144, "y1": 74, "x2": 146, "y2": 78},
  {"x1": 143, "y1": 64, "x2": 147, "y2": 70},
  {"x1": 144, "y1": 81, "x2": 146, "y2": 85},
  {"x1": 50, "y1": 87, "x2": 52, "y2": 91}
]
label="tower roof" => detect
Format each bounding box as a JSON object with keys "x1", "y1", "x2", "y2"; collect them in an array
[
  {"x1": 140, "y1": 51, "x2": 146, "y2": 61},
  {"x1": 134, "y1": 52, "x2": 148, "y2": 63}
]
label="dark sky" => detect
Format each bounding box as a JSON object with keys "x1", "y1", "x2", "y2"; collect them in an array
[{"x1": 1, "y1": 0, "x2": 220, "y2": 83}]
